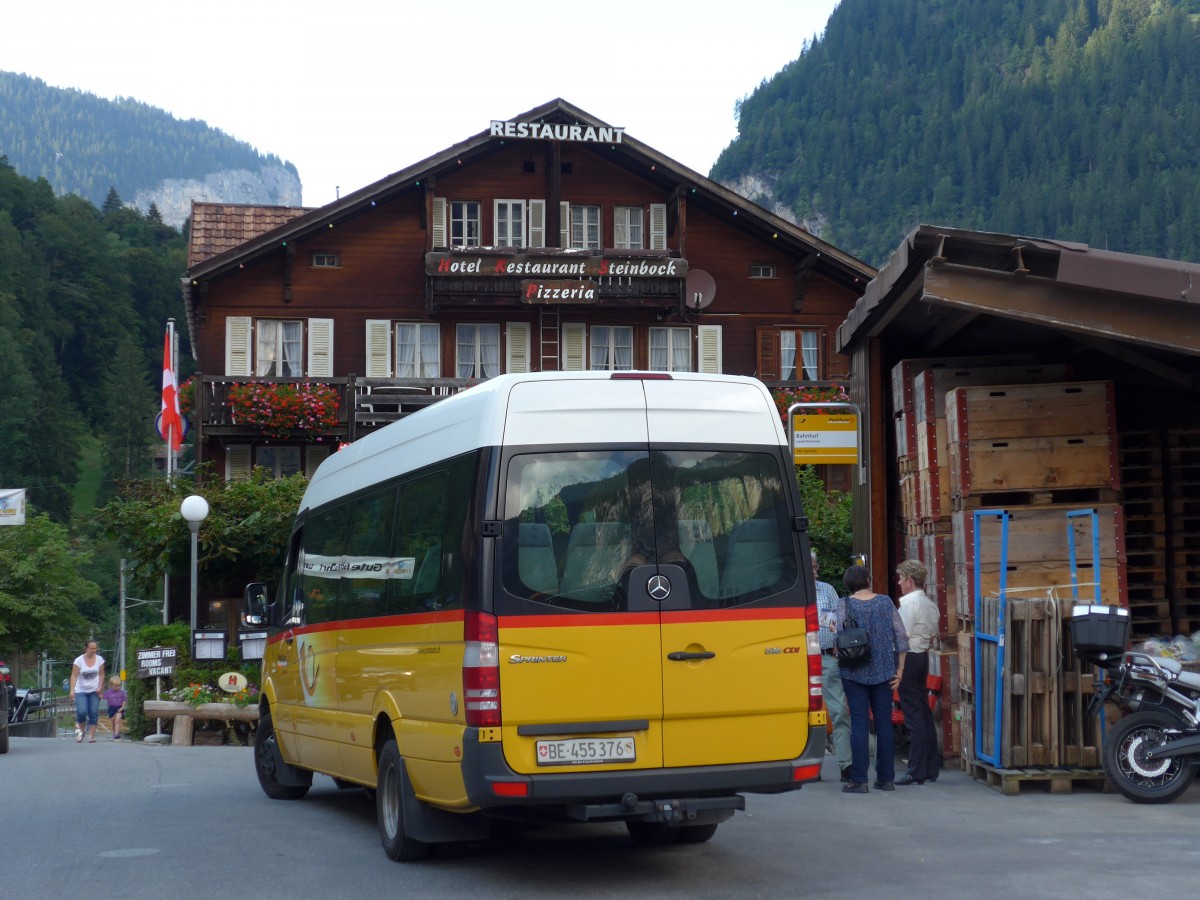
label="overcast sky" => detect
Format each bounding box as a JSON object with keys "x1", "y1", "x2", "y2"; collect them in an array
[{"x1": 2, "y1": 0, "x2": 839, "y2": 208}]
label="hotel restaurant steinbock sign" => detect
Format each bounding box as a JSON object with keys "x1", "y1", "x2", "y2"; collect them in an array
[{"x1": 426, "y1": 253, "x2": 689, "y2": 304}]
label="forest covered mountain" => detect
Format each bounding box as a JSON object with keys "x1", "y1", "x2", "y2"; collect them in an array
[
  {"x1": 712, "y1": 0, "x2": 1200, "y2": 267},
  {"x1": 0, "y1": 160, "x2": 187, "y2": 522},
  {"x1": 0, "y1": 71, "x2": 301, "y2": 227}
]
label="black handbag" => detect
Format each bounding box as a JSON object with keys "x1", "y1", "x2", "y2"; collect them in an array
[{"x1": 835, "y1": 598, "x2": 872, "y2": 668}]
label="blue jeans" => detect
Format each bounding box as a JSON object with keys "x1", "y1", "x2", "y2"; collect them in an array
[
  {"x1": 75, "y1": 691, "x2": 100, "y2": 727},
  {"x1": 843, "y1": 678, "x2": 896, "y2": 785}
]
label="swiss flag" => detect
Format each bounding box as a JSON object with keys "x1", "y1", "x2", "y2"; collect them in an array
[{"x1": 161, "y1": 329, "x2": 183, "y2": 453}]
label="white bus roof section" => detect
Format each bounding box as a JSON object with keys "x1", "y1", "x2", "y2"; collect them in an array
[{"x1": 300, "y1": 372, "x2": 787, "y2": 512}]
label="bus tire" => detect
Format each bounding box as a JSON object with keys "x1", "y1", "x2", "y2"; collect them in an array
[
  {"x1": 254, "y1": 711, "x2": 310, "y2": 800},
  {"x1": 676, "y1": 823, "x2": 719, "y2": 844},
  {"x1": 626, "y1": 821, "x2": 681, "y2": 846},
  {"x1": 377, "y1": 739, "x2": 432, "y2": 861}
]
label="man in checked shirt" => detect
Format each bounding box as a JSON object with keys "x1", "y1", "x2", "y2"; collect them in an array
[{"x1": 812, "y1": 550, "x2": 852, "y2": 782}]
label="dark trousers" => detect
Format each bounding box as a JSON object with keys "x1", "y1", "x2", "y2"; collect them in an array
[
  {"x1": 898, "y1": 650, "x2": 940, "y2": 781},
  {"x1": 843, "y1": 678, "x2": 896, "y2": 785}
]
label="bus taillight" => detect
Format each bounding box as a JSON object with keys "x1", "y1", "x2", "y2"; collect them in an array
[
  {"x1": 463, "y1": 611, "x2": 501, "y2": 727},
  {"x1": 805, "y1": 603, "x2": 824, "y2": 712}
]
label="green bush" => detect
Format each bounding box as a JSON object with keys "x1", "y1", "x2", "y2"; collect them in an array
[
  {"x1": 126, "y1": 622, "x2": 260, "y2": 740},
  {"x1": 796, "y1": 465, "x2": 854, "y2": 594}
]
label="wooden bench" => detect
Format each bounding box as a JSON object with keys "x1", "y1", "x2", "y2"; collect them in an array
[{"x1": 143, "y1": 700, "x2": 259, "y2": 746}]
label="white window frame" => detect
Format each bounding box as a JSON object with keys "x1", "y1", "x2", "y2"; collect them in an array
[
  {"x1": 571, "y1": 204, "x2": 601, "y2": 250},
  {"x1": 494, "y1": 200, "x2": 526, "y2": 248},
  {"x1": 750, "y1": 263, "x2": 776, "y2": 279},
  {"x1": 589, "y1": 325, "x2": 634, "y2": 370},
  {"x1": 312, "y1": 252, "x2": 340, "y2": 268},
  {"x1": 395, "y1": 323, "x2": 441, "y2": 378},
  {"x1": 649, "y1": 327, "x2": 692, "y2": 372},
  {"x1": 456, "y1": 323, "x2": 501, "y2": 379},
  {"x1": 450, "y1": 201, "x2": 481, "y2": 247},
  {"x1": 256, "y1": 319, "x2": 304, "y2": 377},
  {"x1": 614, "y1": 207, "x2": 644, "y2": 250}
]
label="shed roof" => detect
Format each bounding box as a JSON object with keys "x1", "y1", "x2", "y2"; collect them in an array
[{"x1": 837, "y1": 224, "x2": 1200, "y2": 388}]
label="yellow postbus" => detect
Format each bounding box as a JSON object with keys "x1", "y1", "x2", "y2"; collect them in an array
[{"x1": 244, "y1": 371, "x2": 826, "y2": 860}]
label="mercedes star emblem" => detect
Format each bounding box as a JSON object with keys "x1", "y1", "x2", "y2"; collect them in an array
[{"x1": 647, "y1": 574, "x2": 671, "y2": 600}]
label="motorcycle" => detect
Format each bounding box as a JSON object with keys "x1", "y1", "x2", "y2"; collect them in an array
[{"x1": 1073, "y1": 605, "x2": 1200, "y2": 803}]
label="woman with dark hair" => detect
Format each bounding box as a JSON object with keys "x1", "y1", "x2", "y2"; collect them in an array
[{"x1": 837, "y1": 564, "x2": 909, "y2": 793}]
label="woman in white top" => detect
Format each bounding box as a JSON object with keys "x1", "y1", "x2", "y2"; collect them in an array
[
  {"x1": 895, "y1": 560, "x2": 941, "y2": 784},
  {"x1": 69, "y1": 640, "x2": 106, "y2": 744}
]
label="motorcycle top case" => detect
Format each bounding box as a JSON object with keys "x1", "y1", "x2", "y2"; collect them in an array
[{"x1": 1070, "y1": 605, "x2": 1130, "y2": 664}]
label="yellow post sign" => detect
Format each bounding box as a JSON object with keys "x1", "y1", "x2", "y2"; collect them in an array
[{"x1": 791, "y1": 404, "x2": 859, "y2": 465}]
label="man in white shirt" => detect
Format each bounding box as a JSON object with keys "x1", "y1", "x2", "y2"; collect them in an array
[{"x1": 895, "y1": 559, "x2": 941, "y2": 785}]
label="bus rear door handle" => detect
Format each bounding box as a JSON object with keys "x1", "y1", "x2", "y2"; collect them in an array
[{"x1": 667, "y1": 651, "x2": 716, "y2": 661}]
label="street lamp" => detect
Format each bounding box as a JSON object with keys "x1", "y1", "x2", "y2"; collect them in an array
[{"x1": 180, "y1": 495, "x2": 210, "y2": 632}]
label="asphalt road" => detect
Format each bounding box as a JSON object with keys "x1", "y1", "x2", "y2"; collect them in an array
[{"x1": 4, "y1": 734, "x2": 1198, "y2": 899}]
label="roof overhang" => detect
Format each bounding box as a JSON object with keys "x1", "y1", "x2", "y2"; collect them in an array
[{"x1": 837, "y1": 224, "x2": 1200, "y2": 389}]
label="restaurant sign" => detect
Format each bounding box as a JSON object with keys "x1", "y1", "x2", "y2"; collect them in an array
[
  {"x1": 490, "y1": 120, "x2": 625, "y2": 144},
  {"x1": 427, "y1": 252, "x2": 687, "y2": 279}
]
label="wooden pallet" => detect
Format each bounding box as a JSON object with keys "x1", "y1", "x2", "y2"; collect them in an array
[{"x1": 967, "y1": 761, "x2": 1110, "y2": 795}]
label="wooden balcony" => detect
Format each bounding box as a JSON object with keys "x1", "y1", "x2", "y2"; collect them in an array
[
  {"x1": 190, "y1": 375, "x2": 475, "y2": 444},
  {"x1": 189, "y1": 375, "x2": 843, "y2": 446}
]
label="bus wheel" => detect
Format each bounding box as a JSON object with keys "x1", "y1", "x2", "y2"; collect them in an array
[
  {"x1": 626, "y1": 821, "x2": 681, "y2": 846},
  {"x1": 254, "y1": 711, "x2": 310, "y2": 800},
  {"x1": 376, "y1": 739, "x2": 432, "y2": 861}
]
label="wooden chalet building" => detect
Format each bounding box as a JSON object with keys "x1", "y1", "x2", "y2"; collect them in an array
[{"x1": 182, "y1": 99, "x2": 874, "y2": 482}]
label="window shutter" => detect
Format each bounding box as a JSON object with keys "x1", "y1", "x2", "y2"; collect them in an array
[
  {"x1": 697, "y1": 325, "x2": 723, "y2": 374},
  {"x1": 305, "y1": 445, "x2": 331, "y2": 478},
  {"x1": 562, "y1": 322, "x2": 586, "y2": 371},
  {"x1": 528, "y1": 200, "x2": 545, "y2": 248},
  {"x1": 226, "y1": 445, "x2": 252, "y2": 482},
  {"x1": 365, "y1": 319, "x2": 392, "y2": 377},
  {"x1": 307, "y1": 318, "x2": 334, "y2": 378},
  {"x1": 225, "y1": 316, "x2": 252, "y2": 377},
  {"x1": 756, "y1": 326, "x2": 780, "y2": 381},
  {"x1": 431, "y1": 197, "x2": 446, "y2": 248},
  {"x1": 506, "y1": 322, "x2": 530, "y2": 373},
  {"x1": 649, "y1": 203, "x2": 667, "y2": 250},
  {"x1": 560, "y1": 201, "x2": 571, "y2": 248}
]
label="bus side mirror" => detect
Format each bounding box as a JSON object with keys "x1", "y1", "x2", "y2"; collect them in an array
[{"x1": 243, "y1": 582, "x2": 272, "y2": 627}]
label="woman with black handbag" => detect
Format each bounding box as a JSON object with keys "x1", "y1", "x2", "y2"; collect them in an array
[{"x1": 836, "y1": 564, "x2": 909, "y2": 794}]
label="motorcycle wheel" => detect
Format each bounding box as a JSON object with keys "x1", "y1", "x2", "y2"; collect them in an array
[{"x1": 1103, "y1": 709, "x2": 1196, "y2": 804}]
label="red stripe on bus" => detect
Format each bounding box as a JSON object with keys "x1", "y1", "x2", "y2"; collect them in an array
[{"x1": 498, "y1": 607, "x2": 805, "y2": 629}]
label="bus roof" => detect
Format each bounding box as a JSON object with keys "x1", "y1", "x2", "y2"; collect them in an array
[{"x1": 299, "y1": 372, "x2": 786, "y2": 511}]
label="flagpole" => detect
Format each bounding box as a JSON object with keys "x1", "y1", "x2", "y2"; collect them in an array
[{"x1": 166, "y1": 318, "x2": 176, "y2": 481}]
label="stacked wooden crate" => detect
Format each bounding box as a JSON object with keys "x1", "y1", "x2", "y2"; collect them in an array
[
  {"x1": 891, "y1": 358, "x2": 1130, "y2": 774},
  {"x1": 944, "y1": 379, "x2": 1126, "y2": 771},
  {"x1": 1166, "y1": 430, "x2": 1200, "y2": 634},
  {"x1": 1119, "y1": 427, "x2": 1200, "y2": 638},
  {"x1": 891, "y1": 355, "x2": 1067, "y2": 766}
]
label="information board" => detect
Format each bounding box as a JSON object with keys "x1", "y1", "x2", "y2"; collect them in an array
[{"x1": 791, "y1": 405, "x2": 860, "y2": 466}]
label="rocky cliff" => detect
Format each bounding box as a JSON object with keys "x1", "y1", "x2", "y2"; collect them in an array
[{"x1": 134, "y1": 164, "x2": 303, "y2": 229}]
